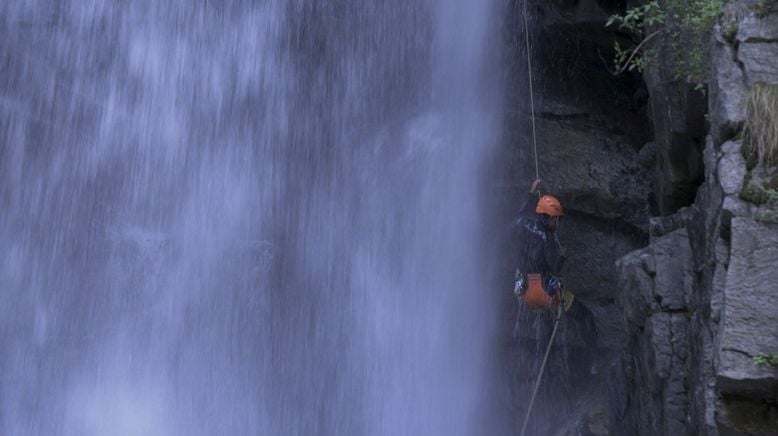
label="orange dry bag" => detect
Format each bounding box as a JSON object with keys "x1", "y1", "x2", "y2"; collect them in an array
[{"x1": 522, "y1": 273, "x2": 559, "y2": 311}]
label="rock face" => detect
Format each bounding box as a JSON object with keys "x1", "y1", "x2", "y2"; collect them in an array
[
  {"x1": 503, "y1": 0, "x2": 652, "y2": 302},
  {"x1": 501, "y1": 1, "x2": 777, "y2": 434},
  {"x1": 717, "y1": 218, "x2": 778, "y2": 399},
  {"x1": 737, "y1": 13, "x2": 778, "y2": 87},
  {"x1": 498, "y1": 1, "x2": 653, "y2": 433},
  {"x1": 613, "y1": 3, "x2": 778, "y2": 435},
  {"x1": 612, "y1": 229, "x2": 693, "y2": 435}
]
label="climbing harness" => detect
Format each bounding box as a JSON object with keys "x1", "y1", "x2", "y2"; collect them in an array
[
  {"x1": 519, "y1": 304, "x2": 564, "y2": 436},
  {"x1": 523, "y1": 0, "x2": 539, "y2": 181}
]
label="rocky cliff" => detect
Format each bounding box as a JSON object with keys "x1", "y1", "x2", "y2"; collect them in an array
[
  {"x1": 612, "y1": 2, "x2": 778, "y2": 435},
  {"x1": 500, "y1": 0, "x2": 652, "y2": 433},
  {"x1": 501, "y1": 1, "x2": 778, "y2": 434}
]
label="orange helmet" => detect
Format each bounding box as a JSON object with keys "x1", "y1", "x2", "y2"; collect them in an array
[{"x1": 535, "y1": 195, "x2": 564, "y2": 216}]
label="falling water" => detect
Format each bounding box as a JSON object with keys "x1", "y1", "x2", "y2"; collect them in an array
[{"x1": 1, "y1": 1, "x2": 503, "y2": 434}]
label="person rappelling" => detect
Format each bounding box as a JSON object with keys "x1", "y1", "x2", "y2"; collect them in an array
[
  {"x1": 513, "y1": 178, "x2": 565, "y2": 311},
  {"x1": 515, "y1": 4, "x2": 598, "y2": 434},
  {"x1": 512, "y1": 178, "x2": 599, "y2": 372},
  {"x1": 513, "y1": 179, "x2": 601, "y2": 436}
]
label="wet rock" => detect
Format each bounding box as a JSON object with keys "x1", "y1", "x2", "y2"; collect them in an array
[
  {"x1": 716, "y1": 395, "x2": 778, "y2": 436},
  {"x1": 738, "y1": 42, "x2": 778, "y2": 86},
  {"x1": 733, "y1": 9, "x2": 778, "y2": 86},
  {"x1": 710, "y1": 28, "x2": 747, "y2": 142},
  {"x1": 615, "y1": 312, "x2": 691, "y2": 435},
  {"x1": 502, "y1": 4, "x2": 653, "y2": 432},
  {"x1": 614, "y1": 3, "x2": 778, "y2": 435},
  {"x1": 717, "y1": 218, "x2": 778, "y2": 400},
  {"x1": 737, "y1": 12, "x2": 778, "y2": 42},
  {"x1": 722, "y1": 195, "x2": 753, "y2": 221},
  {"x1": 572, "y1": 0, "x2": 609, "y2": 25},
  {"x1": 638, "y1": 141, "x2": 657, "y2": 168},
  {"x1": 718, "y1": 141, "x2": 747, "y2": 196},
  {"x1": 618, "y1": 228, "x2": 692, "y2": 316},
  {"x1": 507, "y1": 3, "x2": 778, "y2": 434},
  {"x1": 534, "y1": 113, "x2": 651, "y2": 231},
  {"x1": 649, "y1": 207, "x2": 693, "y2": 241},
  {"x1": 615, "y1": 228, "x2": 695, "y2": 434}
]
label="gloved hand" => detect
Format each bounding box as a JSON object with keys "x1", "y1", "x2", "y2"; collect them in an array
[{"x1": 530, "y1": 179, "x2": 542, "y2": 194}]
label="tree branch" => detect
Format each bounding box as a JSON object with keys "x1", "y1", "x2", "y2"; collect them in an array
[{"x1": 614, "y1": 26, "x2": 670, "y2": 75}]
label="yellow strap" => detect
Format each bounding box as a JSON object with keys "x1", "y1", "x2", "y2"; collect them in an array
[{"x1": 563, "y1": 289, "x2": 575, "y2": 312}]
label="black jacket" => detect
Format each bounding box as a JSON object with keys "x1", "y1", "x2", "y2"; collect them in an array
[{"x1": 514, "y1": 192, "x2": 565, "y2": 277}]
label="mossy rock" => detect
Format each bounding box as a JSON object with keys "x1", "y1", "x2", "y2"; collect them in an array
[
  {"x1": 740, "y1": 182, "x2": 769, "y2": 204},
  {"x1": 754, "y1": 208, "x2": 778, "y2": 224},
  {"x1": 768, "y1": 189, "x2": 778, "y2": 203},
  {"x1": 764, "y1": 175, "x2": 778, "y2": 191},
  {"x1": 742, "y1": 146, "x2": 759, "y2": 171},
  {"x1": 746, "y1": 155, "x2": 758, "y2": 171}
]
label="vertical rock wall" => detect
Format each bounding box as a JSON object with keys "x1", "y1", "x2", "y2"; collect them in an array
[
  {"x1": 614, "y1": 2, "x2": 778, "y2": 435},
  {"x1": 499, "y1": 1, "x2": 652, "y2": 433},
  {"x1": 502, "y1": 1, "x2": 776, "y2": 433}
]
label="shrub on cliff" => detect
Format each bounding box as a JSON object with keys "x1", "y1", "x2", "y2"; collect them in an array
[
  {"x1": 606, "y1": 0, "x2": 723, "y2": 90},
  {"x1": 754, "y1": 353, "x2": 778, "y2": 367},
  {"x1": 743, "y1": 83, "x2": 778, "y2": 168}
]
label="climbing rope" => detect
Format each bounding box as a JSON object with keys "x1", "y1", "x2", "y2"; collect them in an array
[
  {"x1": 517, "y1": 5, "x2": 563, "y2": 432},
  {"x1": 523, "y1": 0, "x2": 540, "y2": 181},
  {"x1": 519, "y1": 304, "x2": 564, "y2": 436}
]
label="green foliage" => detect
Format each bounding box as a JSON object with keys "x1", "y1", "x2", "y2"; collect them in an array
[
  {"x1": 606, "y1": 1, "x2": 665, "y2": 74},
  {"x1": 722, "y1": 20, "x2": 738, "y2": 41},
  {"x1": 754, "y1": 353, "x2": 778, "y2": 367},
  {"x1": 669, "y1": 0, "x2": 725, "y2": 88},
  {"x1": 739, "y1": 181, "x2": 778, "y2": 205},
  {"x1": 740, "y1": 182, "x2": 768, "y2": 204},
  {"x1": 743, "y1": 84, "x2": 778, "y2": 168},
  {"x1": 605, "y1": 0, "x2": 724, "y2": 89},
  {"x1": 605, "y1": 2, "x2": 666, "y2": 30}
]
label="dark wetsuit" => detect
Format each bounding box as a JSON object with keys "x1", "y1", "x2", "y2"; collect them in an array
[
  {"x1": 513, "y1": 191, "x2": 600, "y2": 365},
  {"x1": 514, "y1": 192, "x2": 564, "y2": 289}
]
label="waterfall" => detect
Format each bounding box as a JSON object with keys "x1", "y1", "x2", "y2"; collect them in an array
[{"x1": 0, "y1": 1, "x2": 503, "y2": 434}]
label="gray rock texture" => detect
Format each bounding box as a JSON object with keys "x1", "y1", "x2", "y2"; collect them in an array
[
  {"x1": 501, "y1": 0, "x2": 651, "y2": 306},
  {"x1": 613, "y1": 229, "x2": 693, "y2": 435},
  {"x1": 499, "y1": 1, "x2": 652, "y2": 433},
  {"x1": 738, "y1": 43, "x2": 778, "y2": 86},
  {"x1": 643, "y1": 14, "x2": 709, "y2": 216},
  {"x1": 503, "y1": 2, "x2": 778, "y2": 434},
  {"x1": 710, "y1": 29, "x2": 747, "y2": 141},
  {"x1": 616, "y1": 3, "x2": 778, "y2": 435},
  {"x1": 719, "y1": 141, "x2": 748, "y2": 196},
  {"x1": 737, "y1": 13, "x2": 778, "y2": 42},
  {"x1": 717, "y1": 218, "x2": 778, "y2": 399},
  {"x1": 735, "y1": 6, "x2": 778, "y2": 88}
]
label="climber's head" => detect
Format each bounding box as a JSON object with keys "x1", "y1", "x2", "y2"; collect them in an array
[{"x1": 536, "y1": 195, "x2": 563, "y2": 231}]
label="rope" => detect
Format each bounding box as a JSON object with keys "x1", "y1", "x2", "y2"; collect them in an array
[
  {"x1": 523, "y1": 0, "x2": 539, "y2": 180},
  {"x1": 518, "y1": 7, "x2": 560, "y2": 430},
  {"x1": 519, "y1": 305, "x2": 563, "y2": 436}
]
